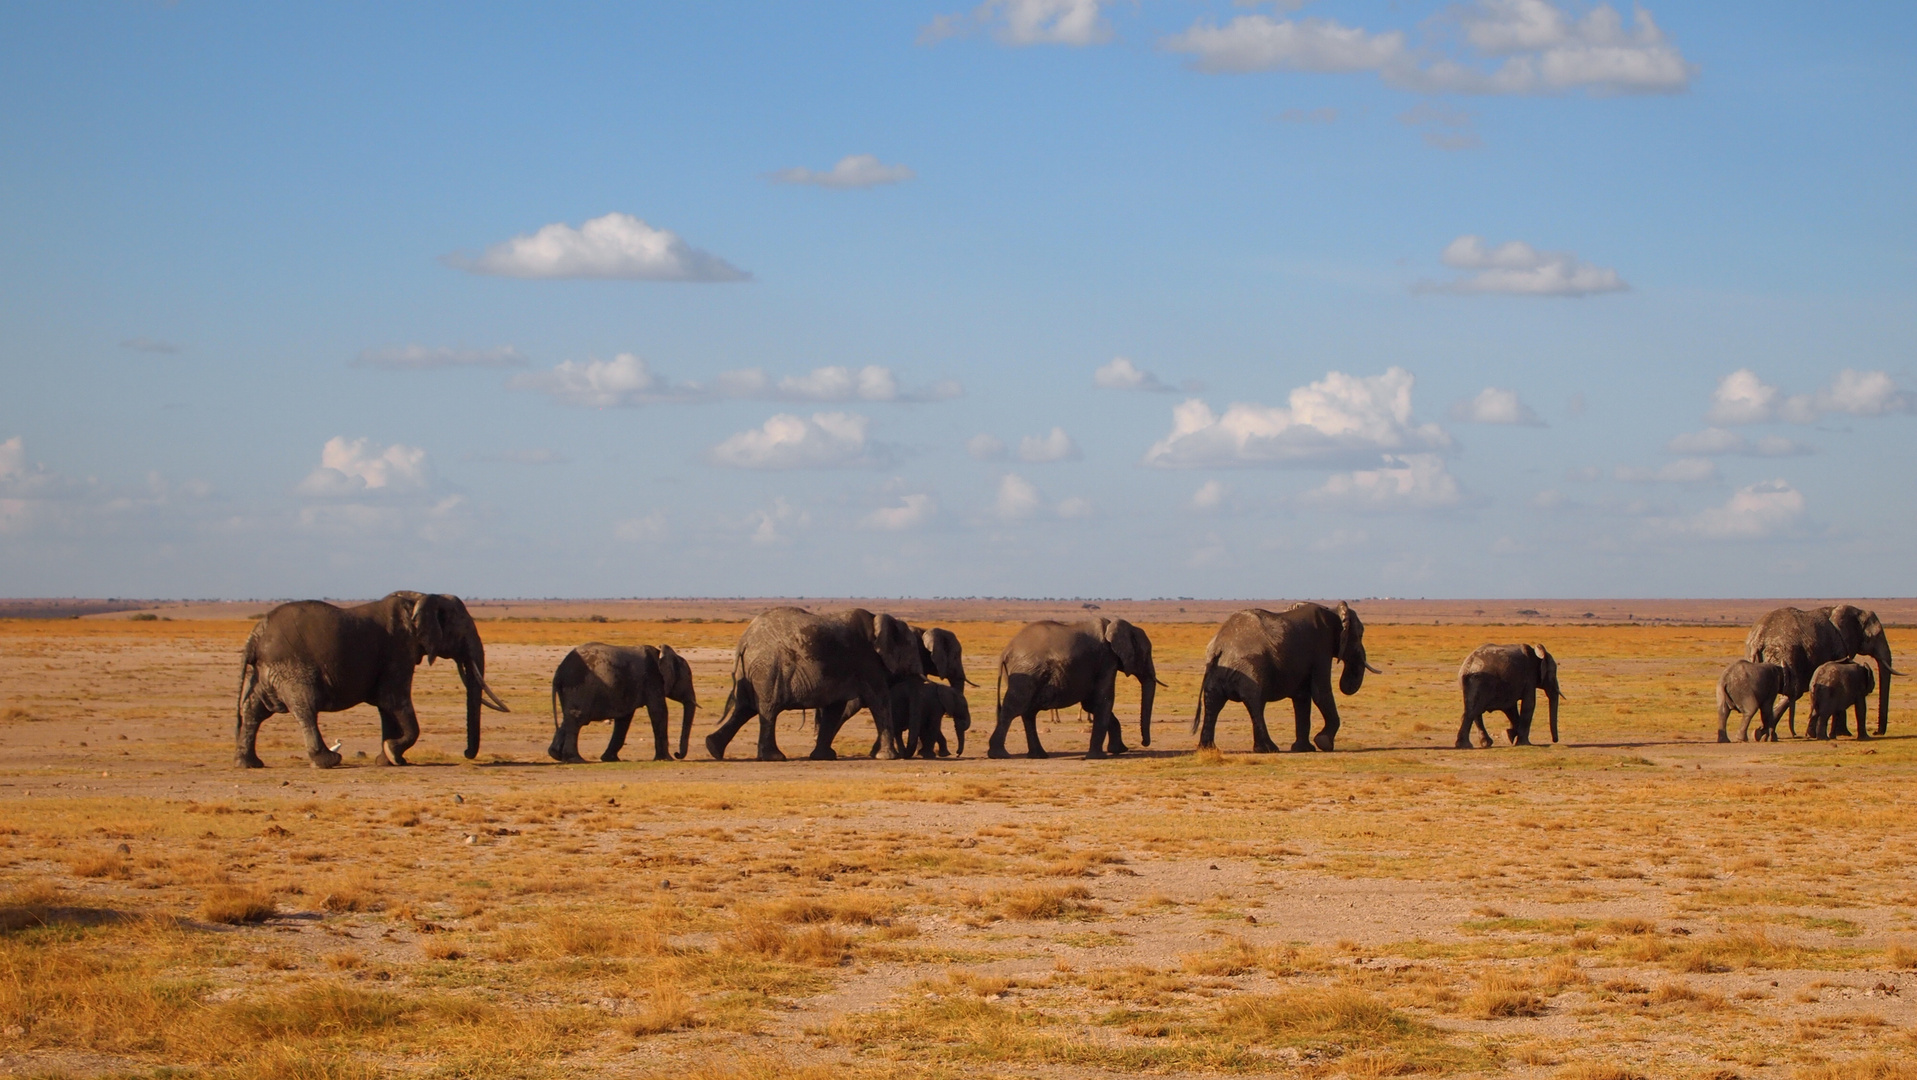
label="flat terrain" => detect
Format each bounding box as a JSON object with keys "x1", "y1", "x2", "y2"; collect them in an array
[{"x1": 1, "y1": 604, "x2": 1913, "y2": 1080}]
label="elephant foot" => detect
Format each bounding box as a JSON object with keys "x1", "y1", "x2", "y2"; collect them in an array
[
  {"x1": 547, "y1": 746, "x2": 567, "y2": 763},
  {"x1": 1478, "y1": 735, "x2": 1495, "y2": 749},
  {"x1": 1876, "y1": 723, "x2": 1887, "y2": 737},
  {"x1": 756, "y1": 748, "x2": 787, "y2": 762},
  {"x1": 810, "y1": 745, "x2": 839, "y2": 761},
  {"x1": 1028, "y1": 747, "x2": 1049, "y2": 760},
  {"x1": 935, "y1": 748, "x2": 950, "y2": 758},
  {"x1": 1251, "y1": 740, "x2": 1279, "y2": 754},
  {"x1": 874, "y1": 745, "x2": 899, "y2": 760},
  {"x1": 1085, "y1": 746, "x2": 1107, "y2": 760},
  {"x1": 1717, "y1": 731, "x2": 1731, "y2": 744},
  {"x1": 235, "y1": 752, "x2": 266, "y2": 769},
  {"x1": 1312, "y1": 732, "x2": 1336, "y2": 752},
  {"x1": 1290, "y1": 740, "x2": 1316, "y2": 753},
  {"x1": 308, "y1": 749, "x2": 342, "y2": 769},
  {"x1": 987, "y1": 744, "x2": 1010, "y2": 760},
  {"x1": 1856, "y1": 731, "x2": 1871, "y2": 741},
  {"x1": 600, "y1": 751, "x2": 622, "y2": 762},
  {"x1": 704, "y1": 733, "x2": 729, "y2": 760},
  {"x1": 1514, "y1": 736, "x2": 1533, "y2": 747},
  {"x1": 1453, "y1": 739, "x2": 1474, "y2": 750}
]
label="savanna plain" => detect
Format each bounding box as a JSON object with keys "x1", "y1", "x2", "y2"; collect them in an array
[{"x1": 2, "y1": 600, "x2": 1914, "y2": 1080}]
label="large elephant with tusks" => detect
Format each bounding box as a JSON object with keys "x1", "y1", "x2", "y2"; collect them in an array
[
  {"x1": 695, "y1": 608, "x2": 923, "y2": 761},
  {"x1": 1193, "y1": 602, "x2": 1376, "y2": 753},
  {"x1": 1746, "y1": 605, "x2": 1900, "y2": 737},
  {"x1": 235, "y1": 592, "x2": 509, "y2": 768}
]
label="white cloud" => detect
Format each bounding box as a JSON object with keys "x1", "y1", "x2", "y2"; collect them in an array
[
  {"x1": 1162, "y1": 2, "x2": 1693, "y2": 97},
  {"x1": 707, "y1": 412, "x2": 886, "y2": 470},
  {"x1": 862, "y1": 493, "x2": 938, "y2": 531},
  {"x1": 924, "y1": 0, "x2": 1114, "y2": 47},
  {"x1": 748, "y1": 498, "x2": 809, "y2": 546},
  {"x1": 1426, "y1": 235, "x2": 1627, "y2": 296},
  {"x1": 509, "y1": 353, "x2": 688, "y2": 407},
  {"x1": 298, "y1": 437, "x2": 430, "y2": 497},
  {"x1": 448, "y1": 212, "x2": 748, "y2": 282},
  {"x1": 1308, "y1": 454, "x2": 1463, "y2": 510},
  {"x1": 1094, "y1": 356, "x2": 1173, "y2": 392},
  {"x1": 354, "y1": 344, "x2": 527, "y2": 370},
  {"x1": 1666, "y1": 428, "x2": 1814, "y2": 457},
  {"x1": 1018, "y1": 427, "x2": 1081, "y2": 463},
  {"x1": 614, "y1": 512, "x2": 667, "y2": 542},
  {"x1": 1672, "y1": 480, "x2": 1806, "y2": 540},
  {"x1": 1144, "y1": 367, "x2": 1452, "y2": 468},
  {"x1": 119, "y1": 336, "x2": 181, "y2": 354},
  {"x1": 995, "y1": 473, "x2": 1044, "y2": 519},
  {"x1": 715, "y1": 364, "x2": 961, "y2": 402},
  {"x1": 1614, "y1": 457, "x2": 1717, "y2": 484},
  {"x1": 967, "y1": 434, "x2": 1008, "y2": 461},
  {"x1": 1706, "y1": 368, "x2": 1914, "y2": 425},
  {"x1": 1191, "y1": 479, "x2": 1228, "y2": 509},
  {"x1": 0, "y1": 437, "x2": 23, "y2": 480},
  {"x1": 1399, "y1": 102, "x2": 1481, "y2": 150},
  {"x1": 1055, "y1": 496, "x2": 1094, "y2": 519},
  {"x1": 1448, "y1": 387, "x2": 1544, "y2": 425},
  {"x1": 770, "y1": 154, "x2": 915, "y2": 189}
]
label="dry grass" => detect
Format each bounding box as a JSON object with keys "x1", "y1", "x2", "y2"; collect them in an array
[{"x1": 197, "y1": 884, "x2": 276, "y2": 924}]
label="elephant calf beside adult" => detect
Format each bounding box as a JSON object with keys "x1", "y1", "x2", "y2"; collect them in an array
[
  {"x1": 1808, "y1": 660, "x2": 1875, "y2": 741},
  {"x1": 1193, "y1": 602, "x2": 1376, "y2": 753},
  {"x1": 990, "y1": 617, "x2": 1157, "y2": 759},
  {"x1": 1456, "y1": 644, "x2": 1561, "y2": 748},
  {"x1": 1746, "y1": 604, "x2": 1899, "y2": 738},
  {"x1": 1716, "y1": 659, "x2": 1792, "y2": 743},
  {"x1": 235, "y1": 591, "x2": 509, "y2": 768},
  {"x1": 549, "y1": 643, "x2": 696, "y2": 762}
]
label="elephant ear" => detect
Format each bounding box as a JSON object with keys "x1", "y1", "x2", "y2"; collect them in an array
[
  {"x1": 1336, "y1": 602, "x2": 1371, "y2": 695},
  {"x1": 412, "y1": 594, "x2": 457, "y2": 661},
  {"x1": 1105, "y1": 618, "x2": 1145, "y2": 674},
  {"x1": 659, "y1": 644, "x2": 695, "y2": 704},
  {"x1": 875, "y1": 614, "x2": 924, "y2": 677},
  {"x1": 922, "y1": 627, "x2": 968, "y2": 685}
]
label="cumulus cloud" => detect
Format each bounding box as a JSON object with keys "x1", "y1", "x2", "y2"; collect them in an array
[
  {"x1": 862, "y1": 493, "x2": 938, "y2": 531},
  {"x1": 967, "y1": 434, "x2": 1008, "y2": 461},
  {"x1": 1162, "y1": 1, "x2": 1694, "y2": 97},
  {"x1": 1307, "y1": 454, "x2": 1463, "y2": 510},
  {"x1": 447, "y1": 213, "x2": 748, "y2": 282},
  {"x1": 1614, "y1": 458, "x2": 1717, "y2": 484},
  {"x1": 922, "y1": 0, "x2": 1114, "y2": 47},
  {"x1": 1708, "y1": 368, "x2": 1914, "y2": 425},
  {"x1": 1425, "y1": 235, "x2": 1627, "y2": 296},
  {"x1": 769, "y1": 154, "x2": 915, "y2": 189},
  {"x1": 509, "y1": 353, "x2": 690, "y2": 407},
  {"x1": 1144, "y1": 367, "x2": 1452, "y2": 468},
  {"x1": 748, "y1": 498, "x2": 809, "y2": 546},
  {"x1": 119, "y1": 336, "x2": 181, "y2": 354},
  {"x1": 1448, "y1": 387, "x2": 1544, "y2": 426},
  {"x1": 1094, "y1": 356, "x2": 1174, "y2": 392},
  {"x1": 354, "y1": 344, "x2": 528, "y2": 370},
  {"x1": 1670, "y1": 480, "x2": 1806, "y2": 540},
  {"x1": 1018, "y1": 427, "x2": 1081, "y2": 463},
  {"x1": 715, "y1": 365, "x2": 960, "y2": 403},
  {"x1": 298, "y1": 437, "x2": 430, "y2": 497},
  {"x1": 994, "y1": 473, "x2": 1044, "y2": 519},
  {"x1": 1192, "y1": 479, "x2": 1228, "y2": 510},
  {"x1": 707, "y1": 412, "x2": 887, "y2": 470},
  {"x1": 1666, "y1": 428, "x2": 1814, "y2": 457}
]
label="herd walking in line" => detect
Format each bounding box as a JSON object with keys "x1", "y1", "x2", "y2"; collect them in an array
[{"x1": 231, "y1": 593, "x2": 1899, "y2": 769}]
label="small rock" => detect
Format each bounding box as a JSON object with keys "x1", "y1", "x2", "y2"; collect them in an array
[
  {"x1": 280, "y1": 780, "x2": 290, "y2": 787},
  {"x1": 463, "y1": 834, "x2": 477, "y2": 844},
  {"x1": 660, "y1": 879, "x2": 673, "y2": 890},
  {"x1": 115, "y1": 842, "x2": 131, "y2": 855},
  {"x1": 453, "y1": 794, "x2": 464, "y2": 804},
  {"x1": 1209, "y1": 864, "x2": 1220, "y2": 870}
]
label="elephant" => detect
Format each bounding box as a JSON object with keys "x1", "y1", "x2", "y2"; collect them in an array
[
  {"x1": 1808, "y1": 660, "x2": 1875, "y2": 740},
  {"x1": 1716, "y1": 659, "x2": 1793, "y2": 743},
  {"x1": 235, "y1": 592, "x2": 508, "y2": 768},
  {"x1": 1193, "y1": 602, "x2": 1376, "y2": 753},
  {"x1": 695, "y1": 607, "x2": 923, "y2": 761},
  {"x1": 548, "y1": 643, "x2": 695, "y2": 762},
  {"x1": 1456, "y1": 644, "x2": 1560, "y2": 749},
  {"x1": 990, "y1": 618, "x2": 1156, "y2": 759},
  {"x1": 843, "y1": 625, "x2": 973, "y2": 758},
  {"x1": 876, "y1": 679, "x2": 971, "y2": 758},
  {"x1": 1746, "y1": 605, "x2": 1900, "y2": 737}
]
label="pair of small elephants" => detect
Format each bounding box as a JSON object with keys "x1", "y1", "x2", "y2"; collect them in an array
[{"x1": 1718, "y1": 604, "x2": 1901, "y2": 743}]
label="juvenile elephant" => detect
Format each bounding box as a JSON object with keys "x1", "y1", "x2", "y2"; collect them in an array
[
  {"x1": 548, "y1": 643, "x2": 695, "y2": 762},
  {"x1": 843, "y1": 625, "x2": 972, "y2": 757},
  {"x1": 697, "y1": 607, "x2": 923, "y2": 761},
  {"x1": 1808, "y1": 660, "x2": 1875, "y2": 740},
  {"x1": 1716, "y1": 659, "x2": 1793, "y2": 743},
  {"x1": 235, "y1": 592, "x2": 508, "y2": 768},
  {"x1": 991, "y1": 618, "x2": 1156, "y2": 759},
  {"x1": 1193, "y1": 602, "x2": 1375, "y2": 753},
  {"x1": 881, "y1": 680, "x2": 971, "y2": 758},
  {"x1": 1457, "y1": 644, "x2": 1561, "y2": 748},
  {"x1": 1746, "y1": 605, "x2": 1900, "y2": 737}
]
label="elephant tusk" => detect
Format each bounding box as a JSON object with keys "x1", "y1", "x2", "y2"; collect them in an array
[
  {"x1": 1364, "y1": 662, "x2": 1382, "y2": 674},
  {"x1": 328, "y1": 740, "x2": 342, "y2": 753},
  {"x1": 1155, "y1": 679, "x2": 1170, "y2": 688},
  {"x1": 481, "y1": 682, "x2": 510, "y2": 712}
]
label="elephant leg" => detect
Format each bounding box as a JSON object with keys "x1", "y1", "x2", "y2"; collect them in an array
[
  {"x1": 704, "y1": 688, "x2": 756, "y2": 760},
  {"x1": 1785, "y1": 696, "x2": 1798, "y2": 739},
  {"x1": 1197, "y1": 681, "x2": 1229, "y2": 750},
  {"x1": 1244, "y1": 694, "x2": 1279, "y2": 753},
  {"x1": 290, "y1": 698, "x2": 341, "y2": 769},
  {"x1": 812, "y1": 702, "x2": 850, "y2": 761},
  {"x1": 1830, "y1": 703, "x2": 1852, "y2": 738},
  {"x1": 1719, "y1": 701, "x2": 1734, "y2": 743},
  {"x1": 1504, "y1": 705, "x2": 1525, "y2": 746},
  {"x1": 1310, "y1": 681, "x2": 1342, "y2": 752},
  {"x1": 1021, "y1": 707, "x2": 1048, "y2": 759},
  {"x1": 752, "y1": 707, "x2": 787, "y2": 762},
  {"x1": 1854, "y1": 701, "x2": 1870, "y2": 740},
  {"x1": 603, "y1": 710, "x2": 635, "y2": 762},
  {"x1": 646, "y1": 694, "x2": 671, "y2": 761},
  {"x1": 377, "y1": 703, "x2": 420, "y2": 766},
  {"x1": 988, "y1": 688, "x2": 1026, "y2": 759},
  {"x1": 1289, "y1": 694, "x2": 1316, "y2": 753},
  {"x1": 236, "y1": 694, "x2": 273, "y2": 768},
  {"x1": 1455, "y1": 703, "x2": 1481, "y2": 750}
]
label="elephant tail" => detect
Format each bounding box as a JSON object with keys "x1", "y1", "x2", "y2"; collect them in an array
[
  {"x1": 994, "y1": 656, "x2": 1005, "y2": 723},
  {"x1": 235, "y1": 626, "x2": 261, "y2": 740},
  {"x1": 1191, "y1": 650, "x2": 1218, "y2": 734}
]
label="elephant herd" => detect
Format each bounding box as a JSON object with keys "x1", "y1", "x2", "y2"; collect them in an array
[{"x1": 230, "y1": 594, "x2": 1897, "y2": 769}]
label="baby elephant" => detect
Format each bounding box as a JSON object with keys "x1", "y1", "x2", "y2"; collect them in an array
[
  {"x1": 1808, "y1": 660, "x2": 1874, "y2": 741},
  {"x1": 1457, "y1": 643, "x2": 1561, "y2": 748},
  {"x1": 1717, "y1": 659, "x2": 1793, "y2": 742},
  {"x1": 549, "y1": 643, "x2": 696, "y2": 762},
  {"x1": 861, "y1": 681, "x2": 973, "y2": 759}
]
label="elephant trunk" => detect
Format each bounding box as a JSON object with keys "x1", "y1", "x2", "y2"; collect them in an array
[
  {"x1": 1136, "y1": 663, "x2": 1156, "y2": 748},
  {"x1": 1339, "y1": 646, "x2": 1369, "y2": 696},
  {"x1": 1872, "y1": 640, "x2": 1894, "y2": 734},
  {"x1": 453, "y1": 624, "x2": 505, "y2": 761},
  {"x1": 1548, "y1": 689, "x2": 1560, "y2": 744}
]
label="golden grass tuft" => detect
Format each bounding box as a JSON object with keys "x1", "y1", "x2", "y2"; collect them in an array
[
  {"x1": 69, "y1": 851, "x2": 133, "y2": 879},
  {"x1": 996, "y1": 884, "x2": 1100, "y2": 920},
  {"x1": 1793, "y1": 1056, "x2": 1917, "y2": 1080},
  {"x1": 627, "y1": 982, "x2": 698, "y2": 1036},
  {"x1": 224, "y1": 984, "x2": 415, "y2": 1039},
  {"x1": 314, "y1": 874, "x2": 384, "y2": 913},
  {"x1": 1886, "y1": 942, "x2": 1917, "y2": 968},
  {"x1": 1465, "y1": 971, "x2": 1547, "y2": 1018},
  {"x1": 1211, "y1": 987, "x2": 1415, "y2": 1042},
  {"x1": 198, "y1": 885, "x2": 276, "y2": 925},
  {"x1": 1555, "y1": 1065, "x2": 1647, "y2": 1080},
  {"x1": 420, "y1": 938, "x2": 464, "y2": 961}
]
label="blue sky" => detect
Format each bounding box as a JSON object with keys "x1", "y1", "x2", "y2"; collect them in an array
[{"x1": 2, "y1": 1, "x2": 1913, "y2": 600}]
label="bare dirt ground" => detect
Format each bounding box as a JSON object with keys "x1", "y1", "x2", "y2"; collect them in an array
[{"x1": 1, "y1": 602, "x2": 1913, "y2": 1080}]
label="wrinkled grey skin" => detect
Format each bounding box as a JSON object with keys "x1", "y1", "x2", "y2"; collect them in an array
[
  {"x1": 889, "y1": 680, "x2": 971, "y2": 758},
  {"x1": 1456, "y1": 643, "x2": 1560, "y2": 749},
  {"x1": 1808, "y1": 660, "x2": 1875, "y2": 741},
  {"x1": 991, "y1": 618, "x2": 1155, "y2": 759},
  {"x1": 696, "y1": 607, "x2": 923, "y2": 761},
  {"x1": 848, "y1": 625, "x2": 973, "y2": 759},
  {"x1": 1746, "y1": 605, "x2": 1899, "y2": 737},
  {"x1": 235, "y1": 592, "x2": 508, "y2": 768},
  {"x1": 1716, "y1": 659, "x2": 1793, "y2": 743},
  {"x1": 549, "y1": 643, "x2": 696, "y2": 763},
  {"x1": 1193, "y1": 602, "x2": 1374, "y2": 753}
]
